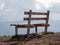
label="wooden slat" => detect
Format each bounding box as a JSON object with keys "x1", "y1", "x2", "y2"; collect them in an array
[
  {"x1": 10, "y1": 23, "x2": 49, "y2": 28},
  {"x1": 33, "y1": 24, "x2": 49, "y2": 27},
  {"x1": 24, "y1": 12, "x2": 47, "y2": 15},
  {"x1": 10, "y1": 24, "x2": 34, "y2": 28},
  {"x1": 24, "y1": 18, "x2": 47, "y2": 20}
]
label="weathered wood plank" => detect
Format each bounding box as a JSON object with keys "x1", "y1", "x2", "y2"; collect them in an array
[
  {"x1": 33, "y1": 24, "x2": 49, "y2": 27},
  {"x1": 24, "y1": 12, "x2": 47, "y2": 15},
  {"x1": 24, "y1": 18, "x2": 47, "y2": 20},
  {"x1": 10, "y1": 24, "x2": 34, "y2": 28},
  {"x1": 10, "y1": 23, "x2": 49, "y2": 28}
]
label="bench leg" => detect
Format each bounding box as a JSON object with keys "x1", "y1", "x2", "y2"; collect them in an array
[
  {"x1": 15, "y1": 27, "x2": 18, "y2": 35},
  {"x1": 35, "y1": 26, "x2": 37, "y2": 34},
  {"x1": 45, "y1": 27, "x2": 47, "y2": 33},
  {"x1": 27, "y1": 28, "x2": 30, "y2": 34}
]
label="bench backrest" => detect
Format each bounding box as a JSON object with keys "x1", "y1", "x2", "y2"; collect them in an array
[{"x1": 24, "y1": 10, "x2": 50, "y2": 34}]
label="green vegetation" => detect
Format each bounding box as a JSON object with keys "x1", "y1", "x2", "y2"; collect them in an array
[
  {"x1": 41, "y1": 32, "x2": 54, "y2": 35},
  {"x1": 11, "y1": 32, "x2": 54, "y2": 41},
  {"x1": 12, "y1": 32, "x2": 54, "y2": 39},
  {"x1": 12, "y1": 33, "x2": 36, "y2": 38}
]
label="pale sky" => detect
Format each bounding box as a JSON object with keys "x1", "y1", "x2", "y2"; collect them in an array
[
  {"x1": 0, "y1": 0, "x2": 60, "y2": 36},
  {"x1": 0, "y1": 0, "x2": 60, "y2": 22}
]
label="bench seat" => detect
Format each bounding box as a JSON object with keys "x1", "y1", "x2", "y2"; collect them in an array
[
  {"x1": 10, "y1": 24, "x2": 34, "y2": 28},
  {"x1": 10, "y1": 23, "x2": 49, "y2": 28}
]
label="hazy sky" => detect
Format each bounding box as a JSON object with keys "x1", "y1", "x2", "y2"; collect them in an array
[
  {"x1": 0, "y1": 0, "x2": 60, "y2": 22},
  {"x1": 0, "y1": 0, "x2": 60, "y2": 36}
]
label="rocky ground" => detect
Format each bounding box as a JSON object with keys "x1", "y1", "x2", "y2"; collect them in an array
[{"x1": 0, "y1": 32, "x2": 60, "y2": 45}]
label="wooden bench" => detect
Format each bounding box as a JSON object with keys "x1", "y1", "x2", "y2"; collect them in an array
[
  {"x1": 10, "y1": 10, "x2": 50, "y2": 35},
  {"x1": 24, "y1": 10, "x2": 50, "y2": 34}
]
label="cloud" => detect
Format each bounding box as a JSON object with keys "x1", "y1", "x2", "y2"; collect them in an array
[
  {"x1": 0, "y1": 3, "x2": 6, "y2": 11},
  {"x1": 49, "y1": 3, "x2": 60, "y2": 13},
  {"x1": 35, "y1": 0, "x2": 60, "y2": 10},
  {"x1": 35, "y1": 0, "x2": 60, "y2": 20},
  {"x1": 48, "y1": 3, "x2": 60, "y2": 20},
  {"x1": 0, "y1": 0, "x2": 60, "y2": 22},
  {"x1": 0, "y1": 0, "x2": 35, "y2": 22}
]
